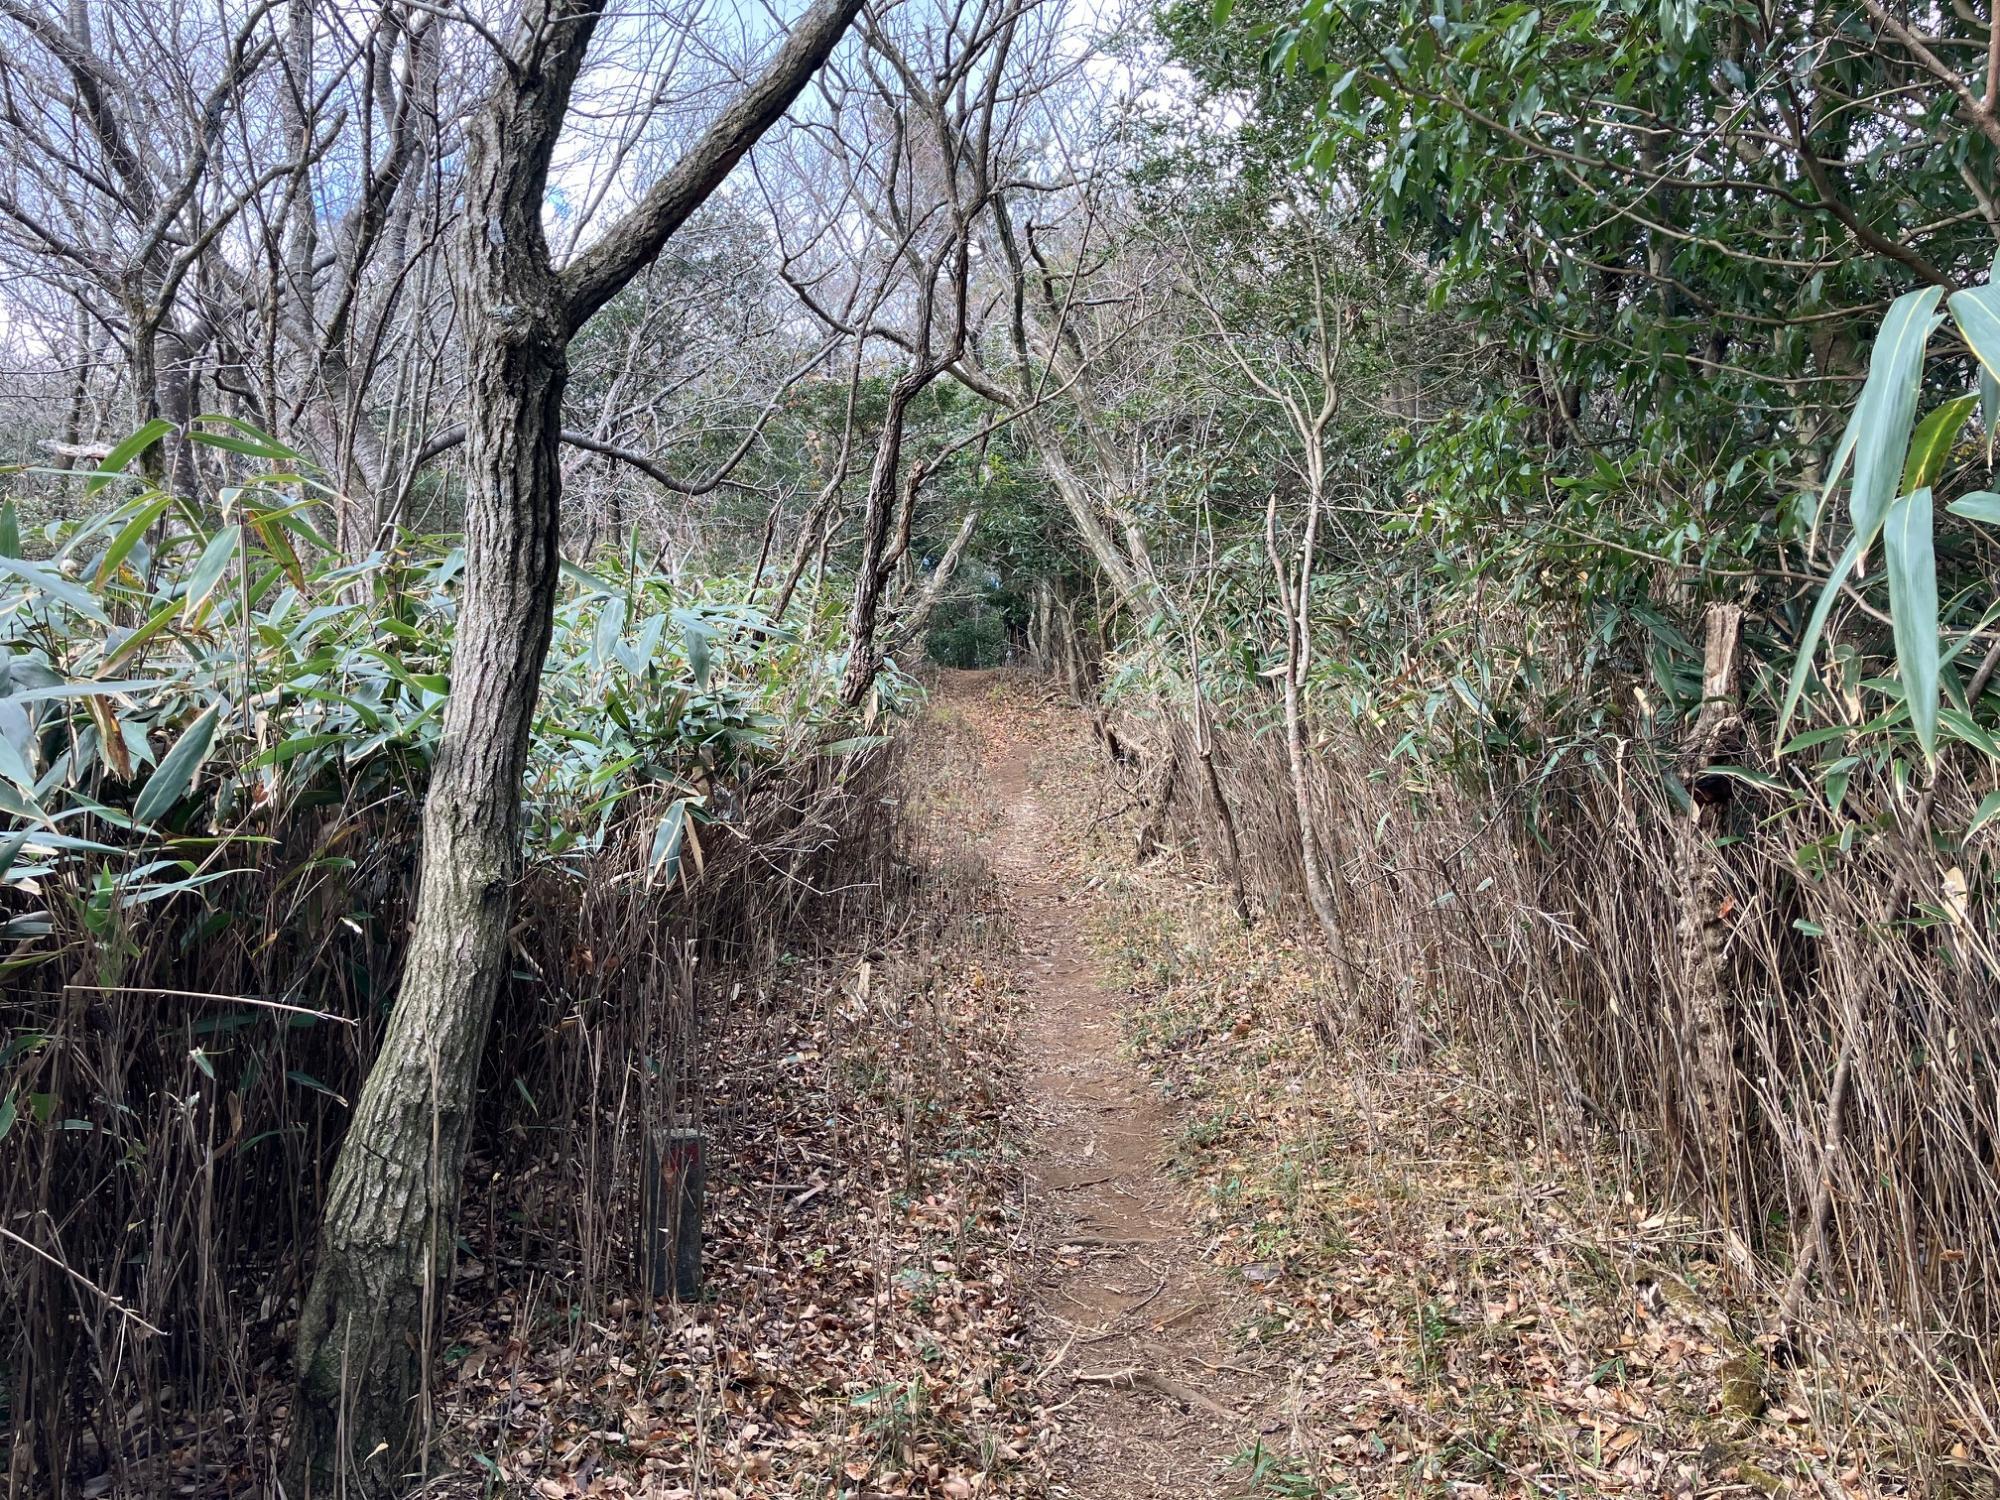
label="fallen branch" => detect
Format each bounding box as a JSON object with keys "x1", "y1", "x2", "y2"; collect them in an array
[{"x1": 1075, "y1": 1364, "x2": 1235, "y2": 1420}]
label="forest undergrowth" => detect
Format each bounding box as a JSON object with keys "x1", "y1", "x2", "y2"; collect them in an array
[
  {"x1": 427, "y1": 706, "x2": 1047, "y2": 1500},
  {"x1": 1014, "y1": 699, "x2": 1964, "y2": 1499}
]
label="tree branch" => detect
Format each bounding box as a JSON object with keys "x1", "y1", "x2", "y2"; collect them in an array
[{"x1": 557, "y1": 0, "x2": 865, "y2": 334}]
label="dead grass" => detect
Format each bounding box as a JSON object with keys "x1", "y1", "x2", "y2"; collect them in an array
[
  {"x1": 1018, "y1": 706, "x2": 1963, "y2": 1499},
  {"x1": 430, "y1": 702, "x2": 1049, "y2": 1500}
]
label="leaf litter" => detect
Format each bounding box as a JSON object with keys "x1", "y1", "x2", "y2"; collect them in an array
[{"x1": 431, "y1": 707, "x2": 1049, "y2": 1499}]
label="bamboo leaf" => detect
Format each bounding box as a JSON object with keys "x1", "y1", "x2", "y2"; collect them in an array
[
  {"x1": 190, "y1": 414, "x2": 303, "y2": 461},
  {"x1": 0, "y1": 726, "x2": 37, "y2": 795},
  {"x1": 10, "y1": 831, "x2": 121, "y2": 856},
  {"x1": 647, "y1": 797, "x2": 696, "y2": 886},
  {"x1": 1902, "y1": 394, "x2": 1977, "y2": 492},
  {"x1": 1847, "y1": 287, "x2": 1944, "y2": 548},
  {"x1": 0, "y1": 556, "x2": 109, "y2": 624},
  {"x1": 1883, "y1": 487, "x2": 1942, "y2": 759},
  {"x1": 1947, "y1": 490, "x2": 2000, "y2": 524},
  {"x1": 560, "y1": 559, "x2": 615, "y2": 595},
  {"x1": 1779, "y1": 725, "x2": 1849, "y2": 755},
  {"x1": 94, "y1": 492, "x2": 173, "y2": 589},
  {"x1": 1777, "y1": 526, "x2": 1872, "y2": 751},
  {"x1": 244, "y1": 508, "x2": 308, "y2": 593},
  {"x1": 1940, "y1": 705, "x2": 2000, "y2": 759},
  {"x1": 590, "y1": 598, "x2": 628, "y2": 673},
  {"x1": 102, "y1": 599, "x2": 184, "y2": 675},
  {"x1": 132, "y1": 703, "x2": 223, "y2": 827},
  {"x1": 182, "y1": 527, "x2": 241, "y2": 624},
  {"x1": 676, "y1": 612, "x2": 713, "y2": 690},
  {"x1": 4, "y1": 678, "x2": 171, "y2": 705},
  {"x1": 249, "y1": 732, "x2": 349, "y2": 769},
  {"x1": 1950, "y1": 277, "x2": 2000, "y2": 386},
  {"x1": 1971, "y1": 788, "x2": 2000, "y2": 835},
  {"x1": 187, "y1": 430, "x2": 297, "y2": 460},
  {"x1": 84, "y1": 420, "x2": 175, "y2": 496},
  {"x1": 83, "y1": 424, "x2": 175, "y2": 500},
  {"x1": 1807, "y1": 415, "x2": 1861, "y2": 545},
  {"x1": 1973, "y1": 251, "x2": 2000, "y2": 462}
]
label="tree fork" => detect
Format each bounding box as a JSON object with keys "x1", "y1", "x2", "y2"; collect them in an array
[{"x1": 286, "y1": 0, "x2": 864, "y2": 1489}]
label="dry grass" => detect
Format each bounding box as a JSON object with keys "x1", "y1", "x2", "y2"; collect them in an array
[
  {"x1": 1, "y1": 706, "x2": 1039, "y2": 1497},
  {"x1": 1024, "y1": 699, "x2": 1993, "y2": 1496},
  {"x1": 431, "y1": 705, "x2": 1046, "y2": 1499}
]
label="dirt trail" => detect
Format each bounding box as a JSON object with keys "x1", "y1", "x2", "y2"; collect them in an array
[{"x1": 946, "y1": 676, "x2": 1269, "y2": 1499}]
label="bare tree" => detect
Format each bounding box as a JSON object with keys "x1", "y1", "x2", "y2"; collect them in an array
[
  {"x1": 0, "y1": 0, "x2": 462, "y2": 544},
  {"x1": 0, "y1": 0, "x2": 301, "y2": 490},
  {"x1": 282, "y1": 1, "x2": 864, "y2": 1490},
  {"x1": 1186, "y1": 219, "x2": 1353, "y2": 950},
  {"x1": 763, "y1": 0, "x2": 1078, "y2": 703},
  {"x1": 955, "y1": 84, "x2": 1166, "y2": 606}
]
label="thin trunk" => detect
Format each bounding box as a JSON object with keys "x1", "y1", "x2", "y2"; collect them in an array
[
  {"x1": 1268, "y1": 489, "x2": 1340, "y2": 949},
  {"x1": 1030, "y1": 415, "x2": 1140, "y2": 599},
  {"x1": 57, "y1": 307, "x2": 90, "y2": 468},
  {"x1": 1186, "y1": 634, "x2": 1250, "y2": 925},
  {"x1": 126, "y1": 307, "x2": 165, "y2": 485},
  {"x1": 1198, "y1": 736, "x2": 1251, "y2": 925},
  {"x1": 1282, "y1": 637, "x2": 1339, "y2": 946},
  {"x1": 888, "y1": 505, "x2": 978, "y2": 655},
  {"x1": 1135, "y1": 746, "x2": 1177, "y2": 860},
  {"x1": 1678, "y1": 602, "x2": 1745, "y2": 1192}
]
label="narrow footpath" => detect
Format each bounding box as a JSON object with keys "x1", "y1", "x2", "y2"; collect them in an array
[
  {"x1": 947, "y1": 676, "x2": 1269, "y2": 1499},
  {"x1": 936, "y1": 676, "x2": 1907, "y2": 1500}
]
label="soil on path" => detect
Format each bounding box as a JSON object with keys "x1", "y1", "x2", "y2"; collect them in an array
[{"x1": 943, "y1": 675, "x2": 1268, "y2": 1500}]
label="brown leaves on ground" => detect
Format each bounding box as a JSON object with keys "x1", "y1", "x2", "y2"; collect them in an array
[{"x1": 434, "y1": 709, "x2": 1048, "y2": 1499}]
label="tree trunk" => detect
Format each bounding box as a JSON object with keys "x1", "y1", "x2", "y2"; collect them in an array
[
  {"x1": 288, "y1": 322, "x2": 566, "y2": 1498},
  {"x1": 1135, "y1": 745, "x2": 1178, "y2": 860},
  {"x1": 1678, "y1": 602, "x2": 1745, "y2": 1195},
  {"x1": 288, "y1": 36, "x2": 573, "y2": 1493},
  {"x1": 1198, "y1": 735, "x2": 1252, "y2": 925},
  {"x1": 840, "y1": 376, "x2": 920, "y2": 707},
  {"x1": 57, "y1": 305, "x2": 90, "y2": 468},
  {"x1": 125, "y1": 305, "x2": 166, "y2": 487},
  {"x1": 1282, "y1": 636, "x2": 1341, "y2": 947},
  {"x1": 1185, "y1": 636, "x2": 1251, "y2": 925},
  {"x1": 888, "y1": 506, "x2": 979, "y2": 656},
  {"x1": 286, "y1": 1, "x2": 864, "y2": 1484},
  {"x1": 1268, "y1": 490, "x2": 1341, "y2": 950}
]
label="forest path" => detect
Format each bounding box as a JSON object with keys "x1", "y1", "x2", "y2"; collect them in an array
[{"x1": 940, "y1": 673, "x2": 1269, "y2": 1500}]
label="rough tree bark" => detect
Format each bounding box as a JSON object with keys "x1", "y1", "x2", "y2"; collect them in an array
[
  {"x1": 841, "y1": 372, "x2": 930, "y2": 705},
  {"x1": 1677, "y1": 602, "x2": 1746, "y2": 1193},
  {"x1": 285, "y1": 27, "x2": 579, "y2": 1492},
  {"x1": 287, "y1": 1, "x2": 863, "y2": 1491}
]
